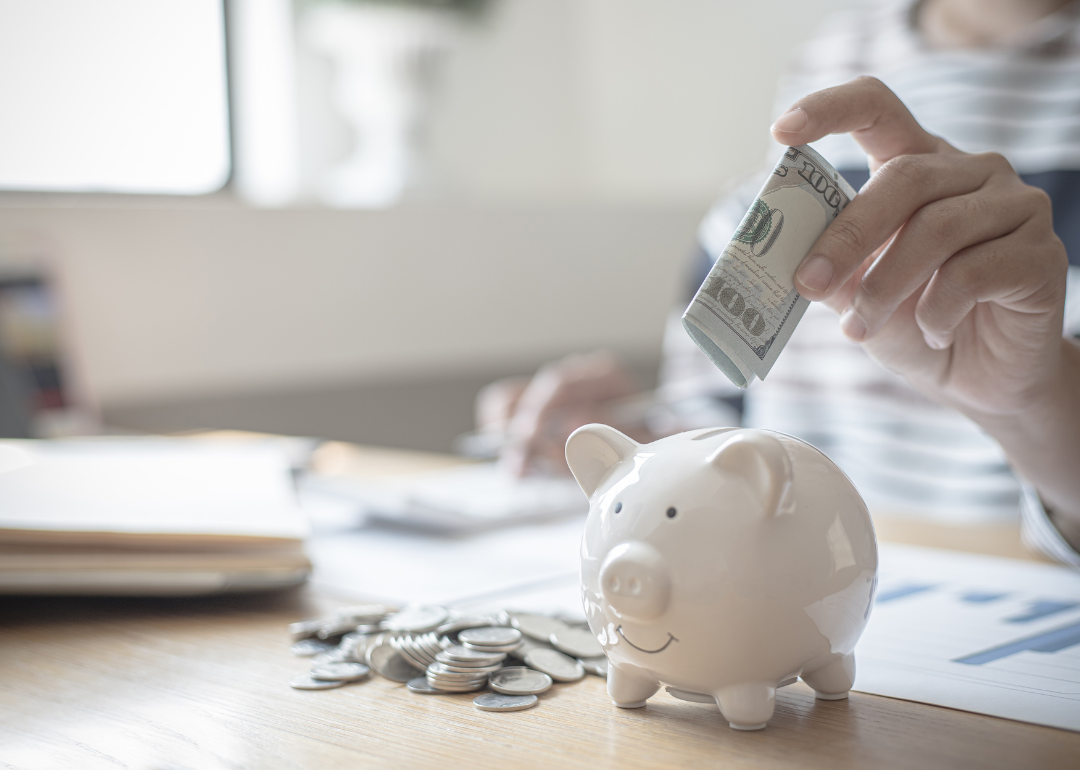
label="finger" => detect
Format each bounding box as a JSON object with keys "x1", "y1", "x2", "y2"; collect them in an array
[
  {"x1": 858, "y1": 281, "x2": 948, "y2": 379},
  {"x1": 842, "y1": 182, "x2": 1034, "y2": 341},
  {"x1": 501, "y1": 367, "x2": 566, "y2": 476},
  {"x1": 794, "y1": 152, "x2": 998, "y2": 301},
  {"x1": 475, "y1": 376, "x2": 529, "y2": 430},
  {"x1": 823, "y1": 237, "x2": 894, "y2": 315},
  {"x1": 499, "y1": 362, "x2": 574, "y2": 476},
  {"x1": 511, "y1": 354, "x2": 631, "y2": 438},
  {"x1": 771, "y1": 76, "x2": 940, "y2": 164},
  {"x1": 914, "y1": 220, "x2": 1067, "y2": 352},
  {"x1": 502, "y1": 352, "x2": 632, "y2": 474}
]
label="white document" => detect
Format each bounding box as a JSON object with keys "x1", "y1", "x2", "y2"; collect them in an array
[
  {"x1": 856, "y1": 544, "x2": 1080, "y2": 732},
  {"x1": 0, "y1": 438, "x2": 311, "y2": 594},
  {"x1": 0, "y1": 438, "x2": 307, "y2": 542},
  {"x1": 302, "y1": 462, "x2": 588, "y2": 532},
  {"x1": 306, "y1": 511, "x2": 584, "y2": 609}
]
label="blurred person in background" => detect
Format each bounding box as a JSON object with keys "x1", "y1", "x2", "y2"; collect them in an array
[{"x1": 476, "y1": 0, "x2": 1080, "y2": 563}]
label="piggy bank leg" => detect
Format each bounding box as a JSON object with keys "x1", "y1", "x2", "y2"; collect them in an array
[
  {"x1": 607, "y1": 663, "x2": 660, "y2": 708},
  {"x1": 714, "y1": 683, "x2": 775, "y2": 730},
  {"x1": 801, "y1": 652, "x2": 856, "y2": 700}
]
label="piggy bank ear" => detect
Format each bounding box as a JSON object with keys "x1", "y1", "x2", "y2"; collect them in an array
[
  {"x1": 565, "y1": 424, "x2": 638, "y2": 497},
  {"x1": 708, "y1": 430, "x2": 794, "y2": 516}
]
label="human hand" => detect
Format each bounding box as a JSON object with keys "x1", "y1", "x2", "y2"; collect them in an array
[
  {"x1": 478, "y1": 351, "x2": 645, "y2": 477},
  {"x1": 772, "y1": 77, "x2": 1080, "y2": 519},
  {"x1": 772, "y1": 76, "x2": 1068, "y2": 419}
]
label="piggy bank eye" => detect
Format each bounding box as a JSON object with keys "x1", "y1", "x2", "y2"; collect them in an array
[
  {"x1": 666, "y1": 507, "x2": 677, "y2": 519},
  {"x1": 614, "y1": 502, "x2": 623, "y2": 513}
]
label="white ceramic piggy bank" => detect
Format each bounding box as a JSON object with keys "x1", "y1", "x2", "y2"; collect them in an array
[{"x1": 567, "y1": 424, "x2": 877, "y2": 730}]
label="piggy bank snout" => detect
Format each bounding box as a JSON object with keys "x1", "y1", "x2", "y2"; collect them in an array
[{"x1": 599, "y1": 542, "x2": 671, "y2": 621}]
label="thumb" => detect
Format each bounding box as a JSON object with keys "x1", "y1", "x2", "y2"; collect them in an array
[{"x1": 770, "y1": 76, "x2": 940, "y2": 165}]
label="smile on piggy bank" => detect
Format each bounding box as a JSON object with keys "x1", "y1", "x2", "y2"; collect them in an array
[{"x1": 567, "y1": 424, "x2": 877, "y2": 731}]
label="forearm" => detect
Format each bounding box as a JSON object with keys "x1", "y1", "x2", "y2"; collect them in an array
[{"x1": 973, "y1": 337, "x2": 1080, "y2": 523}]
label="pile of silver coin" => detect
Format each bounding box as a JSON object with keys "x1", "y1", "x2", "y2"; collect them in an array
[{"x1": 287, "y1": 603, "x2": 608, "y2": 713}]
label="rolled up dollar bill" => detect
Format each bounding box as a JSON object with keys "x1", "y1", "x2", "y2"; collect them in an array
[{"x1": 682, "y1": 145, "x2": 857, "y2": 388}]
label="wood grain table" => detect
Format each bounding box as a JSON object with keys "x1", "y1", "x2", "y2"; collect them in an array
[{"x1": 2, "y1": 447, "x2": 1079, "y2": 769}]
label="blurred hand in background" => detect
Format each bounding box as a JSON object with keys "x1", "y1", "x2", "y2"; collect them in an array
[{"x1": 475, "y1": 351, "x2": 651, "y2": 477}]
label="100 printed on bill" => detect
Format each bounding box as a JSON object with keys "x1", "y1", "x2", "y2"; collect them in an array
[{"x1": 682, "y1": 145, "x2": 857, "y2": 388}]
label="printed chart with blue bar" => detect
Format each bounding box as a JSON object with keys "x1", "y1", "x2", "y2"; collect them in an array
[{"x1": 855, "y1": 544, "x2": 1080, "y2": 732}]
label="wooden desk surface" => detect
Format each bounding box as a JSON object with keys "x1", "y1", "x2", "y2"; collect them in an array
[{"x1": 2, "y1": 447, "x2": 1079, "y2": 769}]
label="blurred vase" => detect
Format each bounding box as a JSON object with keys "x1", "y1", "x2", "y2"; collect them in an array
[{"x1": 302, "y1": 2, "x2": 457, "y2": 208}]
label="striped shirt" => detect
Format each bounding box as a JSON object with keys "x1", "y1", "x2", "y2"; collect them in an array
[{"x1": 661, "y1": 0, "x2": 1080, "y2": 552}]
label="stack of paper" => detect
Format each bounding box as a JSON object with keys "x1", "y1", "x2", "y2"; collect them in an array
[
  {"x1": 855, "y1": 543, "x2": 1080, "y2": 732},
  {"x1": 303, "y1": 461, "x2": 588, "y2": 532},
  {"x1": 0, "y1": 438, "x2": 311, "y2": 595}
]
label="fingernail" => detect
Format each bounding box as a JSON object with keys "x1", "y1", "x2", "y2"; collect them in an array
[
  {"x1": 839, "y1": 308, "x2": 867, "y2": 342},
  {"x1": 923, "y1": 332, "x2": 950, "y2": 350},
  {"x1": 796, "y1": 256, "x2": 833, "y2": 293},
  {"x1": 771, "y1": 108, "x2": 808, "y2": 134}
]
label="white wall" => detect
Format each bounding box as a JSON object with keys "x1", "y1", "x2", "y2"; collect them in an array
[
  {"x1": 0, "y1": 203, "x2": 700, "y2": 405},
  {"x1": 425, "y1": 0, "x2": 858, "y2": 203},
  {"x1": 0, "y1": 0, "x2": 859, "y2": 409}
]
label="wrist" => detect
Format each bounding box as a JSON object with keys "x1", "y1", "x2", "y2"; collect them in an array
[{"x1": 970, "y1": 338, "x2": 1080, "y2": 521}]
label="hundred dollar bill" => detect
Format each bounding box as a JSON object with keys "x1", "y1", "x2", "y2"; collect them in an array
[{"x1": 682, "y1": 145, "x2": 857, "y2": 388}]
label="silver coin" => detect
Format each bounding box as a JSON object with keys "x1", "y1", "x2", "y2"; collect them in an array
[
  {"x1": 289, "y1": 619, "x2": 324, "y2": 641},
  {"x1": 409, "y1": 634, "x2": 442, "y2": 665},
  {"x1": 392, "y1": 637, "x2": 434, "y2": 671},
  {"x1": 311, "y1": 648, "x2": 353, "y2": 665},
  {"x1": 310, "y1": 661, "x2": 371, "y2": 682},
  {"x1": 289, "y1": 674, "x2": 346, "y2": 690},
  {"x1": 549, "y1": 627, "x2": 604, "y2": 659},
  {"x1": 435, "y1": 654, "x2": 506, "y2": 669},
  {"x1": 462, "y1": 641, "x2": 521, "y2": 654},
  {"x1": 367, "y1": 639, "x2": 424, "y2": 683},
  {"x1": 427, "y1": 663, "x2": 492, "y2": 681},
  {"x1": 339, "y1": 632, "x2": 374, "y2": 654},
  {"x1": 436, "y1": 616, "x2": 495, "y2": 635},
  {"x1": 339, "y1": 635, "x2": 376, "y2": 662},
  {"x1": 428, "y1": 680, "x2": 487, "y2": 692},
  {"x1": 408, "y1": 637, "x2": 439, "y2": 667},
  {"x1": 426, "y1": 671, "x2": 488, "y2": 682},
  {"x1": 433, "y1": 661, "x2": 503, "y2": 675},
  {"x1": 317, "y1": 618, "x2": 361, "y2": 640},
  {"x1": 489, "y1": 666, "x2": 553, "y2": 696},
  {"x1": 473, "y1": 693, "x2": 539, "y2": 712},
  {"x1": 290, "y1": 638, "x2": 335, "y2": 657},
  {"x1": 425, "y1": 669, "x2": 486, "y2": 682},
  {"x1": 458, "y1": 627, "x2": 522, "y2": 647},
  {"x1": 407, "y1": 677, "x2": 441, "y2": 694},
  {"x1": 508, "y1": 636, "x2": 551, "y2": 661},
  {"x1": 419, "y1": 634, "x2": 450, "y2": 659},
  {"x1": 425, "y1": 669, "x2": 490, "y2": 682},
  {"x1": 438, "y1": 645, "x2": 506, "y2": 664},
  {"x1": 523, "y1": 648, "x2": 584, "y2": 682},
  {"x1": 428, "y1": 679, "x2": 488, "y2": 691},
  {"x1": 510, "y1": 613, "x2": 570, "y2": 642},
  {"x1": 426, "y1": 671, "x2": 488, "y2": 683},
  {"x1": 579, "y1": 656, "x2": 608, "y2": 677},
  {"x1": 384, "y1": 605, "x2": 449, "y2": 633},
  {"x1": 340, "y1": 630, "x2": 373, "y2": 646},
  {"x1": 436, "y1": 656, "x2": 506, "y2": 670},
  {"x1": 334, "y1": 604, "x2": 392, "y2": 624}
]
